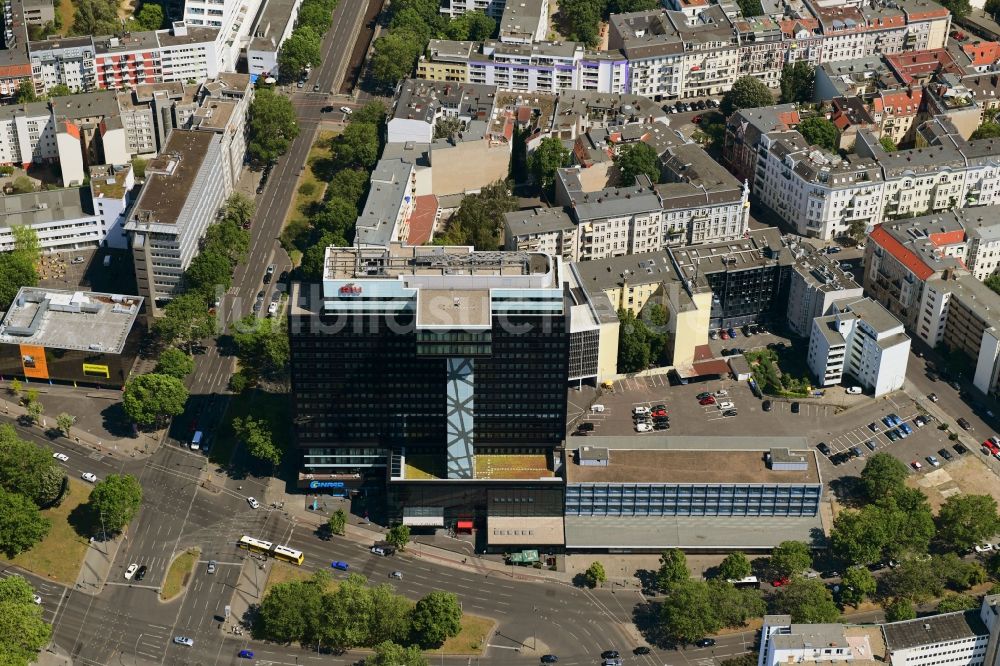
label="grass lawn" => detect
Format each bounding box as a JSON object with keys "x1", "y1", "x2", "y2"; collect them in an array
[
  {"x1": 262, "y1": 561, "x2": 315, "y2": 596},
  {"x1": 280, "y1": 130, "x2": 339, "y2": 266},
  {"x1": 3, "y1": 478, "x2": 91, "y2": 585},
  {"x1": 210, "y1": 388, "x2": 290, "y2": 466},
  {"x1": 161, "y1": 548, "x2": 200, "y2": 601},
  {"x1": 430, "y1": 614, "x2": 495, "y2": 655}
]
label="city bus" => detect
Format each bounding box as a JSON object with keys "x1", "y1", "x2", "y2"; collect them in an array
[
  {"x1": 727, "y1": 575, "x2": 760, "y2": 590},
  {"x1": 271, "y1": 544, "x2": 305, "y2": 565},
  {"x1": 238, "y1": 536, "x2": 273, "y2": 555}
]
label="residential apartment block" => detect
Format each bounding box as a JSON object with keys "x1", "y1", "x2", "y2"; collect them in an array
[
  {"x1": 182, "y1": 0, "x2": 262, "y2": 71},
  {"x1": 246, "y1": 0, "x2": 304, "y2": 77},
  {"x1": 807, "y1": 296, "x2": 910, "y2": 395},
  {"x1": 439, "y1": 0, "x2": 506, "y2": 18}
]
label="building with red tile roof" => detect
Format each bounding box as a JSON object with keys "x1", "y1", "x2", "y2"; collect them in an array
[{"x1": 961, "y1": 41, "x2": 1000, "y2": 71}]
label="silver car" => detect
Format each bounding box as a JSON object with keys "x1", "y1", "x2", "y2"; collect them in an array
[{"x1": 173, "y1": 637, "x2": 194, "y2": 647}]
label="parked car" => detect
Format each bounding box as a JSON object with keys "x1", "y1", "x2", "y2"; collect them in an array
[
  {"x1": 135, "y1": 565, "x2": 147, "y2": 581},
  {"x1": 763, "y1": 400, "x2": 772, "y2": 412},
  {"x1": 653, "y1": 421, "x2": 670, "y2": 430},
  {"x1": 717, "y1": 401, "x2": 735, "y2": 410},
  {"x1": 635, "y1": 422, "x2": 653, "y2": 432},
  {"x1": 722, "y1": 409, "x2": 738, "y2": 417},
  {"x1": 899, "y1": 423, "x2": 913, "y2": 437},
  {"x1": 124, "y1": 563, "x2": 138, "y2": 580},
  {"x1": 267, "y1": 301, "x2": 279, "y2": 317},
  {"x1": 846, "y1": 386, "x2": 862, "y2": 395},
  {"x1": 52, "y1": 452, "x2": 69, "y2": 462},
  {"x1": 914, "y1": 415, "x2": 928, "y2": 428},
  {"x1": 633, "y1": 406, "x2": 651, "y2": 416},
  {"x1": 975, "y1": 543, "x2": 994, "y2": 553},
  {"x1": 340, "y1": 106, "x2": 353, "y2": 115},
  {"x1": 696, "y1": 639, "x2": 717, "y2": 648},
  {"x1": 541, "y1": 656, "x2": 559, "y2": 664},
  {"x1": 911, "y1": 460, "x2": 923, "y2": 470},
  {"x1": 174, "y1": 637, "x2": 194, "y2": 647},
  {"x1": 771, "y1": 577, "x2": 790, "y2": 587},
  {"x1": 699, "y1": 396, "x2": 716, "y2": 406},
  {"x1": 865, "y1": 440, "x2": 877, "y2": 452},
  {"x1": 696, "y1": 392, "x2": 712, "y2": 400},
  {"x1": 928, "y1": 393, "x2": 939, "y2": 402},
  {"x1": 207, "y1": 560, "x2": 217, "y2": 574},
  {"x1": 790, "y1": 402, "x2": 800, "y2": 413},
  {"x1": 578, "y1": 422, "x2": 595, "y2": 432},
  {"x1": 954, "y1": 443, "x2": 969, "y2": 455},
  {"x1": 958, "y1": 418, "x2": 973, "y2": 430},
  {"x1": 247, "y1": 497, "x2": 260, "y2": 509},
  {"x1": 850, "y1": 446, "x2": 864, "y2": 458},
  {"x1": 238, "y1": 650, "x2": 254, "y2": 659},
  {"x1": 938, "y1": 448, "x2": 953, "y2": 461},
  {"x1": 313, "y1": 83, "x2": 320, "y2": 92},
  {"x1": 634, "y1": 647, "x2": 651, "y2": 655},
  {"x1": 868, "y1": 422, "x2": 881, "y2": 432},
  {"x1": 817, "y1": 442, "x2": 832, "y2": 456},
  {"x1": 886, "y1": 429, "x2": 900, "y2": 442},
  {"x1": 321, "y1": 105, "x2": 334, "y2": 113},
  {"x1": 727, "y1": 327, "x2": 738, "y2": 338},
  {"x1": 926, "y1": 455, "x2": 941, "y2": 467},
  {"x1": 601, "y1": 651, "x2": 620, "y2": 660},
  {"x1": 32, "y1": 594, "x2": 41, "y2": 604},
  {"x1": 81, "y1": 472, "x2": 97, "y2": 483}
]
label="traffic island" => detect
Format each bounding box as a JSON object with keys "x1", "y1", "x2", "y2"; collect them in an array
[{"x1": 160, "y1": 548, "x2": 200, "y2": 601}]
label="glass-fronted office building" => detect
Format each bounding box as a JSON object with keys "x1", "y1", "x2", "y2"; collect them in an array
[{"x1": 566, "y1": 483, "x2": 822, "y2": 517}]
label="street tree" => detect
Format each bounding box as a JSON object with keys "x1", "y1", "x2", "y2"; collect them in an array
[
  {"x1": 884, "y1": 599, "x2": 916, "y2": 621},
  {"x1": 154, "y1": 348, "x2": 195, "y2": 380},
  {"x1": 614, "y1": 142, "x2": 660, "y2": 186},
  {"x1": 936, "y1": 494, "x2": 1000, "y2": 551},
  {"x1": 883, "y1": 558, "x2": 944, "y2": 603},
  {"x1": 657, "y1": 549, "x2": 690, "y2": 591},
  {"x1": 71, "y1": 0, "x2": 119, "y2": 35},
  {"x1": 366, "y1": 583, "x2": 412, "y2": 645},
  {"x1": 831, "y1": 506, "x2": 891, "y2": 566},
  {"x1": 203, "y1": 219, "x2": 250, "y2": 265},
  {"x1": 335, "y1": 121, "x2": 380, "y2": 169},
  {"x1": 529, "y1": 136, "x2": 571, "y2": 194},
  {"x1": 232, "y1": 315, "x2": 289, "y2": 380},
  {"x1": 934, "y1": 552, "x2": 987, "y2": 591},
  {"x1": 838, "y1": 566, "x2": 877, "y2": 607},
  {"x1": 88, "y1": 474, "x2": 143, "y2": 534},
  {"x1": 780, "y1": 62, "x2": 815, "y2": 104},
  {"x1": 327, "y1": 168, "x2": 371, "y2": 209},
  {"x1": 185, "y1": 250, "x2": 233, "y2": 296},
  {"x1": 313, "y1": 197, "x2": 357, "y2": 243},
  {"x1": 712, "y1": 580, "x2": 766, "y2": 628},
  {"x1": 882, "y1": 487, "x2": 935, "y2": 559},
  {"x1": 327, "y1": 509, "x2": 346, "y2": 536},
  {"x1": 659, "y1": 580, "x2": 719, "y2": 643},
  {"x1": 938, "y1": 593, "x2": 978, "y2": 613},
  {"x1": 410, "y1": 591, "x2": 462, "y2": 647},
  {"x1": 248, "y1": 88, "x2": 300, "y2": 165},
  {"x1": 154, "y1": 293, "x2": 218, "y2": 350},
  {"x1": 319, "y1": 573, "x2": 375, "y2": 650},
  {"x1": 255, "y1": 579, "x2": 318, "y2": 643},
  {"x1": 385, "y1": 524, "x2": 411, "y2": 551},
  {"x1": 799, "y1": 117, "x2": 839, "y2": 152},
  {"x1": 861, "y1": 453, "x2": 909, "y2": 500},
  {"x1": 772, "y1": 578, "x2": 840, "y2": 623},
  {"x1": 55, "y1": 413, "x2": 75, "y2": 436},
  {"x1": 232, "y1": 416, "x2": 282, "y2": 467},
  {"x1": 7, "y1": 379, "x2": 21, "y2": 397},
  {"x1": 223, "y1": 192, "x2": 256, "y2": 226},
  {"x1": 584, "y1": 561, "x2": 607, "y2": 588},
  {"x1": 350, "y1": 101, "x2": 388, "y2": 127},
  {"x1": 301, "y1": 231, "x2": 344, "y2": 281},
  {"x1": 0, "y1": 425, "x2": 64, "y2": 507},
  {"x1": 720, "y1": 76, "x2": 773, "y2": 117},
  {"x1": 770, "y1": 541, "x2": 813, "y2": 578},
  {"x1": 366, "y1": 641, "x2": 428, "y2": 666},
  {"x1": 122, "y1": 373, "x2": 189, "y2": 428},
  {"x1": 25, "y1": 400, "x2": 43, "y2": 425},
  {"x1": 277, "y1": 26, "x2": 322, "y2": 83},
  {"x1": 0, "y1": 486, "x2": 51, "y2": 557},
  {"x1": 718, "y1": 551, "x2": 752, "y2": 581},
  {"x1": 371, "y1": 31, "x2": 423, "y2": 90},
  {"x1": 0, "y1": 574, "x2": 52, "y2": 664}
]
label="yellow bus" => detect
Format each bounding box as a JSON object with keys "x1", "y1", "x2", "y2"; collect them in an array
[
  {"x1": 238, "y1": 535, "x2": 273, "y2": 554},
  {"x1": 238, "y1": 536, "x2": 304, "y2": 565},
  {"x1": 271, "y1": 544, "x2": 305, "y2": 565}
]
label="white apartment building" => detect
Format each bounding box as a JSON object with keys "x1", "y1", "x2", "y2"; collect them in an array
[
  {"x1": 504, "y1": 208, "x2": 579, "y2": 261},
  {"x1": 758, "y1": 615, "x2": 882, "y2": 666},
  {"x1": 28, "y1": 37, "x2": 97, "y2": 95},
  {"x1": 157, "y1": 23, "x2": 221, "y2": 84},
  {"x1": 883, "y1": 601, "x2": 993, "y2": 666},
  {"x1": 964, "y1": 209, "x2": 1000, "y2": 281},
  {"x1": 246, "y1": 0, "x2": 303, "y2": 77},
  {"x1": 182, "y1": 0, "x2": 262, "y2": 71},
  {"x1": 88, "y1": 164, "x2": 135, "y2": 249},
  {"x1": 387, "y1": 79, "x2": 499, "y2": 145},
  {"x1": 92, "y1": 25, "x2": 219, "y2": 91},
  {"x1": 807, "y1": 296, "x2": 910, "y2": 395},
  {"x1": 439, "y1": 0, "x2": 506, "y2": 19},
  {"x1": 0, "y1": 101, "x2": 56, "y2": 166},
  {"x1": 498, "y1": 0, "x2": 547, "y2": 44}
]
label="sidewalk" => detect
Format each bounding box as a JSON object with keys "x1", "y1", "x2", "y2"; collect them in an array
[
  {"x1": 0, "y1": 381, "x2": 160, "y2": 459},
  {"x1": 264, "y1": 478, "x2": 578, "y2": 585},
  {"x1": 74, "y1": 533, "x2": 125, "y2": 596}
]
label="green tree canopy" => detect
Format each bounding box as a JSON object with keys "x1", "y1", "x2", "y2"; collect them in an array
[
  {"x1": 885, "y1": 599, "x2": 916, "y2": 621},
  {"x1": 735, "y1": 0, "x2": 764, "y2": 15},
  {"x1": 301, "y1": 231, "x2": 344, "y2": 281},
  {"x1": 770, "y1": 541, "x2": 813, "y2": 578},
  {"x1": 248, "y1": 88, "x2": 300, "y2": 165},
  {"x1": 371, "y1": 31, "x2": 424, "y2": 90},
  {"x1": 327, "y1": 508, "x2": 347, "y2": 536},
  {"x1": 255, "y1": 573, "x2": 328, "y2": 644},
  {"x1": 718, "y1": 552, "x2": 752, "y2": 581},
  {"x1": 122, "y1": 374, "x2": 189, "y2": 427},
  {"x1": 436, "y1": 180, "x2": 516, "y2": 250},
  {"x1": 882, "y1": 558, "x2": 944, "y2": 603},
  {"x1": 721, "y1": 76, "x2": 774, "y2": 117},
  {"x1": 203, "y1": 219, "x2": 251, "y2": 266},
  {"x1": 879, "y1": 136, "x2": 898, "y2": 152},
  {"x1": 71, "y1": 0, "x2": 120, "y2": 35},
  {"x1": 335, "y1": 122, "x2": 380, "y2": 170},
  {"x1": 938, "y1": 594, "x2": 978, "y2": 613},
  {"x1": 185, "y1": 251, "x2": 233, "y2": 296},
  {"x1": 0, "y1": 486, "x2": 51, "y2": 557},
  {"x1": 659, "y1": 579, "x2": 719, "y2": 643},
  {"x1": 971, "y1": 122, "x2": 1000, "y2": 140},
  {"x1": 831, "y1": 506, "x2": 892, "y2": 566},
  {"x1": 366, "y1": 641, "x2": 428, "y2": 666},
  {"x1": 0, "y1": 424, "x2": 64, "y2": 507},
  {"x1": 350, "y1": 101, "x2": 388, "y2": 127},
  {"x1": 327, "y1": 168, "x2": 371, "y2": 209},
  {"x1": 657, "y1": 549, "x2": 690, "y2": 591},
  {"x1": 132, "y1": 3, "x2": 164, "y2": 29},
  {"x1": 614, "y1": 142, "x2": 660, "y2": 186},
  {"x1": 312, "y1": 197, "x2": 356, "y2": 245},
  {"x1": 0, "y1": 574, "x2": 52, "y2": 664},
  {"x1": 839, "y1": 566, "x2": 877, "y2": 607},
  {"x1": 88, "y1": 474, "x2": 143, "y2": 534},
  {"x1": 558, "y1": 0, "x2": 602, "y2": 46},
  {"x1": 799, "y1": 117, "x2": 839, "y2": 152},
  {"x1": 232, "y1": 416, "x2": 282, "y2": 467},
  {"x1": 772, "y1": 578, "x2": 840, "y2": 623},
  {"x1": 780, "y1": 62, "x2": 815, "y2": 104},
  {"x1": 445, "y1": 11, "x2": 495, "y2": 40},
  {"x1": 278, "y1": 26, "x2": 322, "y2": 83},
  {"x1": 411, "y1": 591, "x2": 462, "y2": 647},
  {"x1": 0, "y1": 226, "x2": 40, "y2": 310},
  {"x1": 386, "y1": 524, "x2": 411, "y2": 551},
  {"x1": 154, "y1": 293, "x2": 218, "y2": 350},
  {"x1": 529, "y1": 136, "x2": 571, "y2": 194},
  {"x1": 15, "y1": 80, "x2": 37, "y2": 104},
  {"x1": 584, "y1": 561, "x2": 607, "y2": 588},
  {"x1": 861, "y1": 453, "x2": 909, "y2": 500},
  {"x1": 232, "y1": 315, "x2": 289, "y2": 381},
  {"x1": 936, "y1": 494, "x2": 1000, "y2": 552}
]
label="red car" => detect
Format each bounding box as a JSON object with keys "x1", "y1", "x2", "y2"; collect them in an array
[
  {"x1": 699, "y1": 396, "x2": 716, "y2": 406},
  {"x1": 693, "y1": 115, "x2": 702, "y2": 124},
  {"x1": 720, "y1": 330, "x2": 729, "y2": 340},
  {"x1": 651, "y1": 408, "x2": 668, "y2": 418},
  {"x1": 771, "y1": 577, "x2": 790, "y2": 587}
]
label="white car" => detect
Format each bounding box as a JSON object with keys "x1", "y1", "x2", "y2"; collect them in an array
[
  {"x1": 124, "y1": 563, "x2": 139, "y2": 580},
  {"x1": 714, "y1": 390, "x2": 728, "y2": 397},
  {"x1": 81, "y1": 472, "x2": 97, "y2": 483},
  {"x1": 32, "y1": 594, "x2": 41, "y2": 604},
  {"x1": 267, "y1": 301, "x2": 279, "y2": 316},
  {"x1": 590, "y1": 404, "x2": 605, "y2": 413},
  {"x1": 247, "y1": 497, "x2": 261, "y2": 509},
  {"x1": 975, "y1": 543, "x2": 995, "y2": 553},
  {"x1": 635, "y1": 422, "x2": 653, "y2": 432},
  {"x1": 717, "y1": 401, "x2": 735, "y2": 410},
  {"x1": 52, "y1": 452, "x2": 69, "y2": 462},
  {"x1": 846, "y1": 386, "x2": 863, "y2": 395},
  {"x1": 340, "y1": 106, "x2": 353, "y2": 115},
  {"x1": 173, "y1": 637, "x2": 194, "y2": 647},
  {"x1": 632, "y1": 406, "x2": 650, "y2": 416}
]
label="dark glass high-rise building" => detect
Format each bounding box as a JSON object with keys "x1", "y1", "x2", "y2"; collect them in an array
[{"x1": 289, "y1": 244, "x2": 568, "y2": 540}]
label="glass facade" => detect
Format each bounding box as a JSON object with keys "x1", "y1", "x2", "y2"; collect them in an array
[
  {"x1": 565, "y1": 483, "x2": 822, "y2": 517},
  {"x1": 705, "y1": 263, "x2": 791, "y2": 328},
  {"x1": 386, "y1": 483, "x2": 564, "y2": 525}
]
